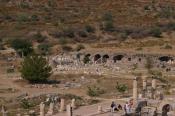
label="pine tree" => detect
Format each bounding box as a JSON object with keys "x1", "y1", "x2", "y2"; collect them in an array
[{"x1": 21, "y1": 55, "x2": 52, "y2": 83}]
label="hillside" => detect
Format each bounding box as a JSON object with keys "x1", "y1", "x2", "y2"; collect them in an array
[{"x1": 1, "y1": 0, "x2": 175, "y2": 53}]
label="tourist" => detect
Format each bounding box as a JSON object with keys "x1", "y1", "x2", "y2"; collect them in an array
[
  {"x1": 111, "y1": 101, "x2": 118, "y2": 112},
  {"x1": 124, "y1": 102, "x2": 131, "y2": 116}
]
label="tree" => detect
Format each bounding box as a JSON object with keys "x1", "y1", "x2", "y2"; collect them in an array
[
  {"x1": 21, "y1": 55, "x2": 52, "y2": 83},
  {"x1": 10, "y1": 39, "x2": 33, "y2": 57}
]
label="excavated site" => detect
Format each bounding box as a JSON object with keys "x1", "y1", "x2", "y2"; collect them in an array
[{"x1": 1, "y1": 0, "x2": 175, "y2": 116}]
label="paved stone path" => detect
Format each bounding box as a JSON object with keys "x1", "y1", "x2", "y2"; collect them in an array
[{"x1": 54, "y1": 100, "x2": 127, "y2": 116}]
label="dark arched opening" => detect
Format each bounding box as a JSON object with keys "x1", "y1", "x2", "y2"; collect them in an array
[
  {"x1": 102, "y1": 54, "x2": 109, "y2": 63},
  {"x1": 83, "y1": 54, "x2": 91, "y2": 64},
  {"x1": 113, "y1": 55, "x2": 124, "y2": 63},
  {"x1": 159, "y1": 56, "x2": 173, "y2": 62},
  {"x1": 94, "y1": 54, "x2": 101, "y2": 62},
  {"x1": 128, "y1": 57, "x2": 131, "y2": 61}
]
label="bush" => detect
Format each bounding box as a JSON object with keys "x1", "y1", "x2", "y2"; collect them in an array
[
  {"x1": 38, "y1": 43, "x2": 50, "y2": 55},
  {"x1": 76, "y1": 44, "x2": 85, "y2": 51},
  {"x1": 164, "y1": 44, "x2": 173, "y2": 49},
  {"x1": 78, "y1": 31, "x2": 87, "y2": 38},
  {"x1": 19, "y1": 2, "x2": 30, "y2": 9},
  {"x1": 21, "y1": 99, "x2": 33, "y2": 109},
  {"x1": 63, "y1": 28, "x2": 75, "y2": 38},
  {"x1": 150, "y1": 27, "x2": 162, "y2": 38},
  {"x1": 10, "y1": 39, "x2": 33, "y2": 57},
  {"x1": 33, "y1": 32, "x2": 46, "y2": 43},
  {"x1": 31, "y1": 15, "x2": 39, "y2": 21},
  {"x1": 87, "y1": 86, "x2": 105, "y2": 97},
  {"x1": 104, "y1": 21, "x2": 114, "y2": 32},
  {"x1": 59, "y1": 38, "x2": 68, "y2": 45},
  {"x1": 21, "y1": 55, "x2": 52, "y2": 83},
  {"x1": 85, "y1": 25, "x2": 95, "y2": 33},
  {"x1": 17, "y1": 13, "x2": 30, "y2": 22},
  {"x1": 102, "y1": 12, "x2": 113, "y2": 21},
  {"x1": 61, "y1": 45, "x2": 73, "y2": 52},
  {"x1": 116, "y1": 82, "x2": 128, "y2": 94}
]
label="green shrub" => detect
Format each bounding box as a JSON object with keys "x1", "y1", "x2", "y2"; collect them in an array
[
  {"x1": 78, "y1": 31, "x2": 87, "y2": 38},
  {"x1": 61, "y1": 45, "x2": 73, "y2": 52},
  {"x1": 59, "y1": 38, "x2": 68, "y2": 45},
  {"x1": 116, "y1": 83, "x2": 128, "y2": 94},
  {"x1": 164, "y1": 44, "x2": 173, "y2": 49},
  {"x1": 21, "y1": 99, "x2": 33, "y2": 109},
  {"x1": 85, "y1": 25, "x2": 95, "y2": 33},
  {"x1": 150, "y1": 27, "x2": 162, "y2": 38},
  {"x1": 104, "y1": 21, "x2": 114, "y2": 32},
  {"x1": 31, "y1": 15, "x2": 39, "y2": 21},
  {"x1": 76, "y1": 44, "x2": 85, "y2": 51},
  {"x1": 102, "y1": 12, "x2": 113, "y2": 21},
  {"x1": 19, "y1": 2, "x2": 30, "y2": 9},
  {"x1": 38, "y1": 43, "x2": 50, "y2": 55},
  {"x1": 33, "y1": 32, "x2": 46, "y2": 43},
  {"x1": 87, "y1": 86, "x2": 105, "y2": 97},
  {"x1": 17, "y1": 13, "x2": 30, "y2": 22},
  {"x1": 10, "y1": 39, "x2": 33, "y2": 57},
  {"x1": 63, "y1": 28, "x2": 75, "y2": 38}
]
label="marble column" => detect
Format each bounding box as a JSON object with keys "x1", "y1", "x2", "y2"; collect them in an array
[
  {"x1": 66, "y1": 104, "x2": 72, "y2": 116},
  {"x1": 39, "y1": 102, "x2": 45, "y2": 116},
  {"x1": 97, "y1": 106, "x2": 102, "y2": 113},
  {"x1": 71, "y1": 99, "x2": 75, "y2": 109},
  {"x1": 47, "y1": 102, "x2": 54, "y2": 115},
  {"x1": 152, "y1": 78, "x2": 156, "y2": 89},
  {"x1": 59, "y1": 99, "x2": 65, "y2": 112},
  {"x1": 133, "y1": 77, "x2": 138, "y2": 102}
]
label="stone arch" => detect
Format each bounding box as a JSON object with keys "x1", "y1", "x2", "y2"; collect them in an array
[
  {"x1": 102, "y1": 54, "x2": 109, "y2": 63},
  {"x1": 94, "y1": 54, "x2": 101, "y2": 62},
  {"x1": 128, "y1": 57, "x2": 131, "y2": 61},
  {"x1": 83, "y1": 54, "x2": 91, "y2": 64},
  {"x1": 113, "y1": 55, "x2": 124, "y2": 63},
  {"x1": 159, "y1": 56, "x2": 173, "y2": 62}
]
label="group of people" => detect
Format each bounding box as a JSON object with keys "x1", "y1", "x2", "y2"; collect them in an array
[{"x1": 110, "y1": 100, "x2": 133, "y2": 115}]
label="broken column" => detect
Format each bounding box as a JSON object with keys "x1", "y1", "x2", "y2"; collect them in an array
[
  {"x1": 133, "y1": 77, "x2": 138, "y2": 102},
  {"x1": 71, "y1": 99, "x2": 75, "y2": 109},
  {"x1": 152, "y1": 78, "x2": 156, "y2": 89},
  {"x1": 143, "y1": 76, "x2": 147, "y2": 90},
  {"x1": 1, "y1": 106, "x2": 7, "y2": 116},
  {"x1": 152, "y1": 78, "x2": 156, "y2": 99},
  {"x1": 97, "y1": 106, "x2": 102, "y2": 113},
  {"x1": 142, "y1": 76, "x2": 147, "y2": 98},
  {"x1": 47, "y1": 102, "x2": 54, "y2": 115},
  {"x1": 59, "y1": 99, "x2": 65, "y2": 112},
  {"x1": 66, "y1": 104, "x2": 73, "y2": 116},
  {"x1": 40, "y1": 102, "x2": 45, "y2": 116}
]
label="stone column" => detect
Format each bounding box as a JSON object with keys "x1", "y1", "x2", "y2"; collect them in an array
[
  {"x1": 66, "y1": 104, "x2": 72, "y2": 116},
  {"x1": 47, "y1": 102, "x2": 54, "y2": 115},
  {"x1": 152, "y1": 78, "x2": 156, "y2": 99},
  {"x1": 133, "y1": 77, "x2": 138, "y2": 102},
  {"x1": 1, "y1": 106, "x2": 7, "y2": 116},
  {"x1": 97, "y1": 106, "x2": 102, "y2": 113},
  {"x1": 59, "y1": 99, "x2": 65, "y2": 112},
  {"x1": 143, "y1": 77, "x2": 147, "y2": 90},
  {"x1": 71, "y1": 99, "x2": 75, "y2": 109},
  {"x1": 39, "y1": 102, "x2": 45, "y2": 116},
  {"x1": 152, "y1": 78, "x2": 156, "y2": 89}
]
